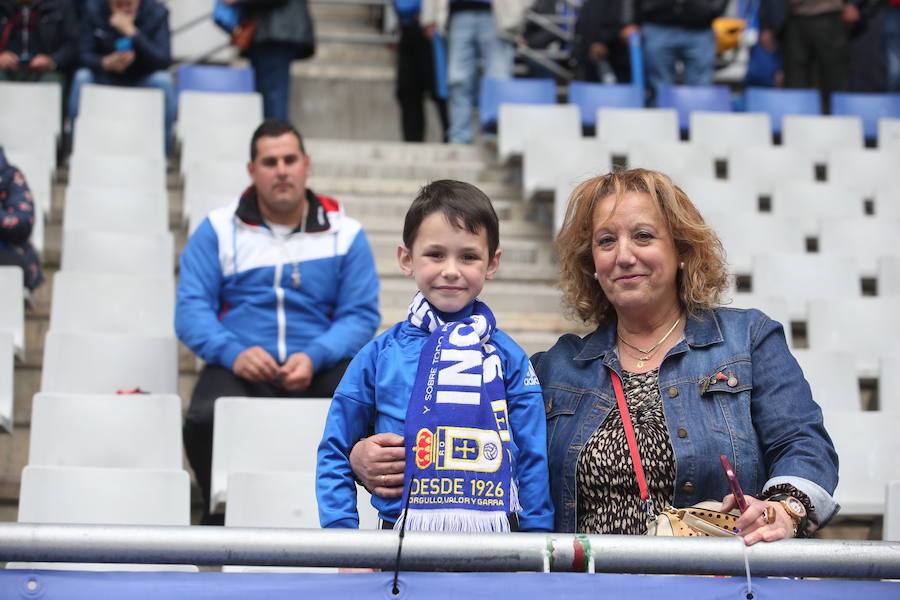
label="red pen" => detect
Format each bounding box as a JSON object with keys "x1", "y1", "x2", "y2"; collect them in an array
[{"x1": 720, "y1": 454, "x2": 749, "y2": 513}]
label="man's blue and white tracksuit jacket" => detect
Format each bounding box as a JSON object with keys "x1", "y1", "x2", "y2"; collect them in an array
[{"x1": 175, "y1": 187, "x2": 381, "y2": 373}]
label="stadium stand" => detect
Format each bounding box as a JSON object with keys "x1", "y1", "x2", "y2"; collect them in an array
[
  {"x1": 677, "y1": 175, "x2": 759, "y2": 216},
  {"x1": 0, "y1": 81, "x2": 63, "y2": 143},
  {"x1": 177, "y1": 91, "x2": 263, "y2": 145},
  {"x1": 72, "y1": 116, "x2": 165, "y2": 161},
  {"x1": 63, "y1": 187, "x2": 170, "y2": 235},
  {"x1": 886, "y1": 481, "x2": 900, "y2": 541},
  {"x1": 879, "y1": 256, "x2": 900, "y2": 295},
  {"x1": 807, "y1": 298, "x2": 900, "y2": 377},
  {"x1": 827, "y1": 148, "x2": 896, "y2": 198},
  {"x1": 879, "y1": 117, "x2": 900, "y2": 151},
  {"x1": 67, "y1": 155, "x2": 167, "y2": 196},
  {"x1": 497, "y1": 104, "x2": 581, "y2": 162},
  {"x1": 879, "y1": 356, "x2": 900, "y2": 413},
  {"x1": 818, "y1": 217, "x2": 900, "y2": 275},
  {"x1": 524, "y1": 136, "x2": 611, "y2": 202},
  {"x1": 703, "y1": 213, "x2": 805, "y2": 274}
]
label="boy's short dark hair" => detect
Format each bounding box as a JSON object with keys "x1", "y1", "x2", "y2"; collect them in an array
[
  {"x1": 403, "y1": 180, "x2": 500, "y2": 257},
  {"x1": 250, "y1": 119, "x2": 306, "y2": 161}
]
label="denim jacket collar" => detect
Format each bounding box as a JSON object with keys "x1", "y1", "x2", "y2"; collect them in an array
[{"x1": 572, "y1": 310, "x2": 726, "y2": 363}]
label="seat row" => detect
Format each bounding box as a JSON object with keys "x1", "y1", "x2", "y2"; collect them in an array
[
  {"x1": 485, "y1": 77, "x2": 900, "y2": 143},
  {"x1": 15, "y1": 394, "x2": 376, "y2": 571}
]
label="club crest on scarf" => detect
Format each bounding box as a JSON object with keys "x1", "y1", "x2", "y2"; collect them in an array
[{"x1": 397, "y1": 292, "x2": 519, "y2": 532}]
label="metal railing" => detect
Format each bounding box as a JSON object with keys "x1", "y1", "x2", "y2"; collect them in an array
[{"x1": 1, "y1": 523, "x2": 899, "y2": 579}]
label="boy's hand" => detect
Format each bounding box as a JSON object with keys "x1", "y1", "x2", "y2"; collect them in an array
[
  {"x1": 0, "y1": 51, "x2": 19, "y2": 71},
  {"x1": 350, "y1": 433, "x2": 405, "y2": 498}
]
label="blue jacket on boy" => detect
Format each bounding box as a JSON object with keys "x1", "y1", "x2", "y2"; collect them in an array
[{"x1": 316, "y1": 301, "x2": 555, "y2": 531}]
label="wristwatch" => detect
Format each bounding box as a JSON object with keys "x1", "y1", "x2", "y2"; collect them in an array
[{"x1": 769, "y1": 494, "x2": 807, "y2": 536}]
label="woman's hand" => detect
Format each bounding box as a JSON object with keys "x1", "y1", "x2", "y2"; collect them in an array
[
  {"x1": 349, "y1": 433, "x2": 405, "y2": 498},
  {"x1": 722, "y1": 494, "x2": 795, "y2": 545}
]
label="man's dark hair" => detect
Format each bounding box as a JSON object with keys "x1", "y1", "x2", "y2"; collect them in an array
[
  {"x1": 403, "y1": 180, "x2": 500, "y2": 258},
  {"x1": 250, "y1": 119, "x2": 306, "y2": 161}
]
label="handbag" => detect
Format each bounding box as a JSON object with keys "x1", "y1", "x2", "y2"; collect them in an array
[{"x1": 610, "y1": 370, "x2": 739, "y2": 537}]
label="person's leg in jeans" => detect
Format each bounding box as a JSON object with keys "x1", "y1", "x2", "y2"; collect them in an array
[
  {"x1": 479, "y1": 11, "x2": 514, "y2": 79},
  {"x1": 249, "y1": 42, "x2": 296, "y2": 121},
  {"x1": 183, "y1": 365, "x2": 253, "y2": 525},
  {"x1": 66, "y1": 67, "x2": 96, "y2": 147},
  {"x1": 136, "y1": 70, "x2": 177, "y2": 156},
  {"x1": 680, "y1": 27, "x2": 716, "y2": 85},
  {"x1": 641, "y1": 23, "x2": 678, "y2": 88},
  {"x1": 446, "y1": 11, "x2": 480, "y2": 143},
  {"x1": 885, "y1": 5, "x2": 900, "y2": 91}
]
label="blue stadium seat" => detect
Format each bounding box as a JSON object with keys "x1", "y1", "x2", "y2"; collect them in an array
[
  {"x1": 745, "y1": 87, "x2": 821, "y2": 136},
  {"x1": 567, "y1": 82, "x2": 643, "y2": 128},
  {"x1": 176, "y1": 64, "x2": 255, "y2": 95},
  {"x1": 478, "y1": 77, "x2": 556, "y2": 129},
  {"x1": 655, "y1": 84, "x2": 731, "y2": 132},
  {"x1": 831, "y1": 92, "x2": 900, "y2": 140}
]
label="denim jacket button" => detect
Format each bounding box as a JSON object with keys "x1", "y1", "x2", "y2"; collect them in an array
[
  {"x1": 682, "y1": 481, "x2": 695, "y2": 493},
  {"x1": 727, "y1": 376, "x2": 738, "y2": 388},
  {"x1": 545, "y1": 398, "x2": 553, "y2": 414},
  {"x1": 677, "y1": 427, "x2": 688, "y2": 438},
  {"x1": 667, "y1": 387, "x2": 678, "y2": 398}
]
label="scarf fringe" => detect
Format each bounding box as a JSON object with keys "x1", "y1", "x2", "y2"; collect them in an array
[{"x1": 394, "y1": 508, "x2": 510, "y2": 533}]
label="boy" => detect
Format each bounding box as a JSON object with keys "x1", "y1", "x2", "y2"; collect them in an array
[{"x1": 316, "y1": 180, "x2": 553, "y2": 532}]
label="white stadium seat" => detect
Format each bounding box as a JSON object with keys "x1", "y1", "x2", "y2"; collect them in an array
[
  {"x1": 596, "y1": 108, "x2": 679, "y2": 154},
  {"x1": 41, "y1": 331, "x2": 178, "y2": 394},
  {"x1": 878, "y1": 256, "x2": 900, "y2": 296},
  {"x1": 704, "y1": 213, "x2": 806, "y2": 274},
  {"x1": 78, "y1": 84, "x2": 164, "y2": 134},
  {"x1": 727, "y1": 145, "x2": 816, "y2": 195},
  {"x1": 792, "y1": 350, "x2": 861, "y2": 412},
  {"x1": 782, "y1": 114, "x2": 864, "y2": 163},
  {"x1": 0, "y1": 80, "x2": 63, "y2": 140},
  {"x1": 210, "y1": 396, "x2": 333, "y2": 514},
  {"x1": 689, "y1": 111, "x2": 771, "y2": 159},
  {"x1": 73, "y1": 115, "x2": 164, "y2": 160},
  {"x1": 827, "y1": 148, "x2": 896, "y2": 197},
  {"x1": 0, "y1": 267, "x2": 24, "y2": 359},
  {"x1": 879, "y1": 356, "x2": 900, "y2": 413},
  {"x1": 61, "y1": 230, "x2": 174, "y2": 276},
  {"x1": 770, "y1": 181, "x2": 866, "y2": 237},
  {"x1": 498, "y1": 103, "x2": 581, "y2": 162},
  {"x1": 818, "y1": 217, "x2": 900, "y2": 276},
  {"x1": 750, "y1": 253, "x2": 861, "y2": 320},
  {"x1": 821, "y1": 410, "x2": 900, "y2": 515},
  {"x1": 0, "y1": 332, "x2": 12, "y2": 433},
  {"x1": 178, "y1": 91, "x2": 262, "y2": 142},
  {"x1": 50, "y1": 272, "x2": 175, "y2": 337},
  {"x1": 67, "y1": 154, "x2": 166, "y2": 196},
  {"x1": 627, "y1": 141, "x2": 715, "y2": 180},
  {"x1": 677, "y1": 176, "x2": 759, "y2": 218},
  {"x1": 64, "y1": 186, "x2": 169, "y2": 235},
  {"x1": 877, "y1": 117, "x2": 900, "y2": 153},
  {"x1": 808, "y1": 298, "x2": 900, "y2": 377},
  {"x1": 886, "y1": 480, "x2": 900, "y2": 541},
  {"x1": 28, "y1": 393, "x2": 183, "y2": 469},
  {"x1": 524, "y1": 136, "x2": 611, "y2": 200}
]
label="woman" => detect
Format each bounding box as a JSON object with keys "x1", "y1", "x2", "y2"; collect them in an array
[{"x1": 349, "y1": 168, "x2": 838, "y2": 545}]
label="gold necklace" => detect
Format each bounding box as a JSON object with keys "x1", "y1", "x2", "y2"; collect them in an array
[{"x1": 617, "y1": 317, "x2": 681, "y2": 368}]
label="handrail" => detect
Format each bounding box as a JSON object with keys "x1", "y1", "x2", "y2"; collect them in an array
[{"x1": 1, "y1": 523, "x2": 899, "y2": 578}]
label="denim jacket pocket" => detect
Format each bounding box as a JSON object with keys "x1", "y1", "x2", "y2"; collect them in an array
[
  {"x1": 698, "y1": 360, "x2": 755, "y2": 439},
  {"x1": 543, "y1": 386, "x2": 584, "y2": 445}
]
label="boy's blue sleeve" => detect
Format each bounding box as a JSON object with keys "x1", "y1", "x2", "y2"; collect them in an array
[
  {"x1": 316, "y1": 341, "x2": 378, "y2": 528},
  {"x1": 503, "y1": 337, "x2": 555, "y2": 532}
]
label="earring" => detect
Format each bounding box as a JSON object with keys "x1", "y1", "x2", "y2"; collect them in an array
[
  {"x1": 593, "y1": 272, "x2": 598, "y2": 280},
  {"x1": 679, "y1": 262, "x2": 685, "y2": 270}
]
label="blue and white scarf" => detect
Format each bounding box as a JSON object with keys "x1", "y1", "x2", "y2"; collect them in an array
[{"x1": 395, "y1": 292, "x2": 519, "y2": 532}]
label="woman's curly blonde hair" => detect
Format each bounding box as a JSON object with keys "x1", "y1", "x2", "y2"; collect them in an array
[{"x1": 555, "y1": 168, "x2": 729, "y2": 326}]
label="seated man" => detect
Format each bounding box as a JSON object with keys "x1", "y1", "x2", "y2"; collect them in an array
[
  {"x1": 68, "y1": 0, "x2": 174, "y2": 153},
  {"x1": 176, "y1": 119, "x2": 381, "y2": 525},
  {"x1": 0, "y1": 146, "x2": 43, "y2": 291},
  {"x1": 0, "y1": 0, "x2": 79, "y2": 84}
]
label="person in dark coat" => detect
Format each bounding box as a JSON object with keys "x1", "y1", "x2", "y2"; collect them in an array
[
  {"x1": 68, "y1": 0, "x2": 174, "y2": 151},
  {"x1": 0, "y1": 0, "x2": 78, "y2": 83},
  {"x1": 574, "y1": 0, "x2": 630, "y2": 83},
  {"x1": 0, "y1": 146, "x2": 43, "y2": 291},
  {"x1": 229, "y1": 0, "x2": 315, "y2": 120}
]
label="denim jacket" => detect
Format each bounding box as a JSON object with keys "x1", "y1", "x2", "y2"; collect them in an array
[{"x1": 532, "y1": 307, "x2": 839, "y2": 533}]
